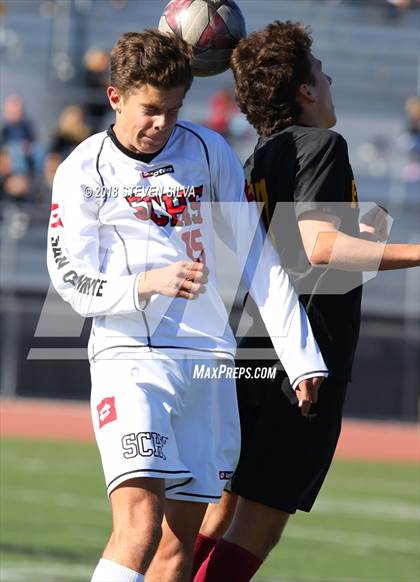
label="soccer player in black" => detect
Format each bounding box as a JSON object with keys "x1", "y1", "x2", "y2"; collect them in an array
[{"x1": 192, "y1": 21, "x2": 420, "y2": 582}]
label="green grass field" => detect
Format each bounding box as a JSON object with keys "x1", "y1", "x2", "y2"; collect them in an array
[{"x1": 0, "y1": 438, "x2": 419, "y2": 582}]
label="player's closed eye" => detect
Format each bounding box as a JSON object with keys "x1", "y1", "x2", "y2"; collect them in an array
[{"x1": 144, "y1": 107, "x2": 180, "y2": 116}]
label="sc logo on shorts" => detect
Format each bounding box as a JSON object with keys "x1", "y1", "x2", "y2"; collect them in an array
[{"x1": 122, "y1": 432, "x2": 168, "y2": 460}]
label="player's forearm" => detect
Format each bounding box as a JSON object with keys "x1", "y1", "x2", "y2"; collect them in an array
[{"x1": 312, "y1": 232, "x2": 420, "y2": 271}]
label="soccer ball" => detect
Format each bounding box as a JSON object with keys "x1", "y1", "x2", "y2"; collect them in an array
[{"x1": 158, "y1": 0, "x2": 246, "y2": 77}]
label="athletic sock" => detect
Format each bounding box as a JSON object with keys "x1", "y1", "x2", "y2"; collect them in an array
[
  {"x1": 91, "y1": 558, "x2": 144, "y2": 582},
  {"x1": 193, "y1": 538, "x2": 262, "y2": 582},
  {"x1": 191, "y1": 533, "x2": 218, "y2": 579}
]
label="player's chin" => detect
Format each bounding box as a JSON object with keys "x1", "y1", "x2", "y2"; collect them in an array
[
  {"x1": 325, "y1": 115, "x2": 337, "y2": 129},
  {"x1": 137, "y1": 141, "x2": 162, "y2": 155},
  {"x1": 138, "y1": 136, "x2": 168, "y2": 154},
  {"x1": 328, "y1": 109, "x2": 337, "y2": 128}
]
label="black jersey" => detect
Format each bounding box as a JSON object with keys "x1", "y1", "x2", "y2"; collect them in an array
[{"x1": 241, "y1": 125, "x2": 362, "y2": 380}]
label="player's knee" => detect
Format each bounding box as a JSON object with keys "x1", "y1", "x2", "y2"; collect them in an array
[
  {"x1": 200, "y1": 492, "x2": 237, "y2": 539},
  {"x1": 200, "y1": 512, "x2": 231, "y2": 539},
  {"x1": 255, "y1": 516, "x2": 289, "y2": 558},
  {"x1": 261, "y1": 526, "x2": 284, "y2": 555},
  {"x1": 112, "y1": 519, "x2": 162, "y2": 555}
]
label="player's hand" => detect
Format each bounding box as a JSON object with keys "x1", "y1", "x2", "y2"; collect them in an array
[
  {"x1": 295, "y1": 376, "x2": 324, "y2": 417},
  {"x1": 359, "y1": 206, "x2": 390, "y2": 242},
  {"x1": 138, "y1": 260, "x2": 209, "y2": 300}
]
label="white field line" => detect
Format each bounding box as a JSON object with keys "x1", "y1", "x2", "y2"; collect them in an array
[
  {"x1": 4, "y1": 455, "x2": 419, "y2": 496},
  {"x1": 286, "y1": 524, "x2": 419, "y2": 555},
  {"x1": 315, "y1": 497, "x2": 420, "y2": 521},
  {"x1": 5, "y1": 457, "x2": 419, "y2": 496},
  {"x1": 0, "y1": 488, "x2": 109, "y2": 512},
  {"x1": 0, "y1": 561, "x2": 92, "y2": 582},
  {"x1": 3, "y1": 487, "x2": 419, "y2": 523},
  {"x1": 326, "y1": 476, "x2": 420, "y2": 496},
  {"x1": 54, "y1": 525, "x2": 107, "y2": 545},
  {"x1": 3, "y1": 457, "x2": 97, "y2": 474}
]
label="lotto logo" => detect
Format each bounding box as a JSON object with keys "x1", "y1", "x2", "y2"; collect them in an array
[
  {"x1": 219, "y1": 471, "x2": 233, "y2": 480},
  {"x1": 142, "y1": 165, "x2": 174, "y2": 178},
  {"x1": 97, "y1": 397, "x2": 117, "y2": 429},
  {"x1": 50, "y1": 203, "x2": 64, "y2": 228}
]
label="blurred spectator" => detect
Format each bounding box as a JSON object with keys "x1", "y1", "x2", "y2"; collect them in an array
[
  {"x1": 205, "y1": 88, "x2": 239, "y2": 138},
  {"x1": 1, "y1": 94, "x2": 35, "y2": 177},
  {"x1": 1, "y1": 174, "x2": 31, "y2": 202},
  {"x1": 398, "y1": 96, "x2": 420, "y2": 183},
  {"x1": 1, "y1": 95, "x2": 34, "y2": 144},
  {"x1": 35, "y1": 152, "x2": 62, "y2": 204},
  {"x1": 0, "y1": 147, "x2": 12, "y2": 197},
  {"x1": 356, "y1": 135, "x2": 392, "y2": 178},
  {"x1": 404, "y1": 96, "x2": 420, "y2": 149},
  {"x1": 48, "y1": 105, "x2": 92, "y2": 160},
  {"x1": 386, "y1": 0, "x2": 413, "y2": 15},
  {"x1": 37, "y1": 105, "x2": 92, "y2": 202},
  {"x1": 0, "y1": 146, "x2": 31, "y2": 215},
  {"x1": 345, "y1": 0, "x2": 418, "y2": 21},
  {"x1": 111, "y1": 0, "x2": 128, "y2": 8},
  {"x1": 83, "y1": 48, "x2": 110, "y2": 131},
  {"x1": 383, "y1": 0, "x2": 417, "y2": 19}
]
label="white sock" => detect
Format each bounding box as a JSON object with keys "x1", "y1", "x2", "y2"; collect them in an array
[{"x1": 91, "y1": 558, "x2": 144, "y2": 582}]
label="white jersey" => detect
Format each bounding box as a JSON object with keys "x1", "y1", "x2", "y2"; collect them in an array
[{"x1": 47, "y1": 121, "x2": 328, "y2": 388}]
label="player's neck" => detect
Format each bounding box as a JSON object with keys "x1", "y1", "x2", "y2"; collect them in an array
[
  {"x1": 297, "y1": 109, "x2": 328, "y2": 129},
  {"x1": 107, "y1": 125, "x2": 164, "y2": 163}
]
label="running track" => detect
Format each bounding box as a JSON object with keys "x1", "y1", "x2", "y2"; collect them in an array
[{"x1": 1, "y1": 398, "x2": 419, "y2": 463}]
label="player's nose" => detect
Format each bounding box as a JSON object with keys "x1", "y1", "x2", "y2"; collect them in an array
[{"x1": 153, "y1": 113, "x2": 169, "y2": 130}]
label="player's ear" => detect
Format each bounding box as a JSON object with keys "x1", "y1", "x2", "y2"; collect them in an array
[
  {"x1": 298, "y1": 83, "x2": 316, "y2": 103},
  {"x1": 107, "y1": 86, "x2": 122, "y2": 113}
]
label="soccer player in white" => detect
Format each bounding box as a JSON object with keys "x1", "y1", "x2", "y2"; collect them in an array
[{"x1": 47, "y1": 30, "x2": 328, "y2": 582}]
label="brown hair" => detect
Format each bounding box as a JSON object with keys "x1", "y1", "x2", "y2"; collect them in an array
[
  {"x1": 110, "y1": 29, "x2": 193, "y2": 95},
  {"x1": 231, "y1": 21, "x2": 315, "y2": 136}
]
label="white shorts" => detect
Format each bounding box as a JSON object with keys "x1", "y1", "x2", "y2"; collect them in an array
[{"x1": 90, "y1": 350, "x2": 240, "y2": 503}]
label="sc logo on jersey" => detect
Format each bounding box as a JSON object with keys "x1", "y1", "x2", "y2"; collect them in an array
[{"x1": 122, "y1": 432, "x2": 168, "y2": 460}]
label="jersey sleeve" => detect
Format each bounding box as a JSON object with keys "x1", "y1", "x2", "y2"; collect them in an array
[
  {"x1": 210, "y1": 137, "x2": 328, "y2": 388},
  {"x1": 47, "y1": 162, "x2": 143, "y2": 317},
  {"x1": 294, "y1": 131, "x2": 350, "y2": 218}
]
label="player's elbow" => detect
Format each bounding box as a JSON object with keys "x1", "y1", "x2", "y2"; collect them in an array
[
  {"x1": 308, "y1": 247, "x2": 330, "y2": 266},
  {"x1": 69, "y1": 296, "x2": 94, "y2": 318},
  {"x1": 72, "y1": 305, "x2": 93, "y2": 318},
  {"x1": 307, "y1": 232, "x2": 337, "y2": 267}
]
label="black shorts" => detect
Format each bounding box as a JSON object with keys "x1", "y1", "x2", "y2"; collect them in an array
[{"x1": 230, "y1": 361, "x2": 348, "y2": 514}]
